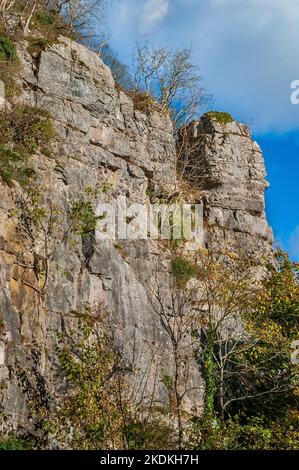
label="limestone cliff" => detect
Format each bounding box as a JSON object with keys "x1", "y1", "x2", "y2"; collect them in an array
[
  {"x1": 0, "y1": 36, "x2": 273, "y2": 439},
  {"x1": 184, "y1": 115, "x2": 273, "y2": 259}
]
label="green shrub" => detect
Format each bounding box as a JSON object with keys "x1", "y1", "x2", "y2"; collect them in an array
[
  {"x1": 70, "y1": 201, "x2": 98, "y2": 236},
  {"x1": 0, "y1": 36, "x2": 20, "y2": 98},
  {"x1": 0, "y1": 62, "x2": 21, "y2": 99},
  {"x1": 0, "y1": 36, "x2": 17, "y2": 61},
  {"x1": 0, "y1": 105, "x2": 55, "y2": 153},
  {"x1": 127, "y1": 91, "x2": 159, "y2": 113},
  {"x1": 193, "y1": 414, "x2": 299, "y2": 450},
  {"x1": 29, "y1": 8, "x2": 78, "y2": 46},
  {"x1": 161, "y1": 370, "x2": 174, "y2": 390},
  {"x1": 171, "y1": 257, "x2": 197, "y2": 283},
  {"x1": 206, "y1": 111, "x2": 234, "y2": 125},
  {"x1": 0, "y1": 105, "x2": 54, "y2": 185},
  {"x1": 0, "y1": 436, "x2": 33, "y2": 450},
  {"x1": 0, "y1": 145, "x2": 34, "y2": 186},
  {"x1": 124, "y1": 420, "x2": 176, "y2": 450},
  {"x1": 35, "y1": 11, "x2": 55, "y2": 26},
  {"x1": 16, "y1": 105, "x2": 55, "y2": 151},
  {"x1": 48, "y1": 318, "x2": 178, "y2": 450},
  {"x1": 28, "y1": 37, "x2": 49, "y2": 55}
]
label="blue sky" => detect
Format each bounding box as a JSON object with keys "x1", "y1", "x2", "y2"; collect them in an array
[{"x1": 106, "y1": 0, "x2": 299, "y2": 259}]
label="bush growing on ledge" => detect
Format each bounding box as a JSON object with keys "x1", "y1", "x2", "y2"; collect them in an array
[
  {"x1": 0, "y1": 36, "x2": 17, "y2": 61},
  {"x1": 27, "y1": 7, "x2": 77, "y2": 55},
  {"x1": 34, "y1": 10, "x2": 56, "y2": 27},
  {"x1": 127, "y1": 91, "x2": 161, "y2": 114},
  {"x1": 13, "y1": 105, "x2": 54, "y2": 150},
  {"x1": 0, "y1": 105, "x2": 55, "y2": 150},
  {"x1": 27, "y1": 36, "x2": 50, "y2": 55},
  {"x1": 42, "y1": 316, "x2": 177, "y2": 450},
  {"x1": 206, "y1": 111, "x2": 234, "y2": 125},
  {"x1": 70, "y1": 200, "x2": 99, "y2": 236},
  {"x1": 0, "y1": 34, "x2": 21, "y2": 99},
  {"x1": 171, "y1": 257, "x2": 197, "y2": 283},
  {"x1": 0, "y1": 104, "x2": 55, "y2": 185},
  {"x1": 0, "y1": 436, "x2": 33, "y2": 450},
  {"x1": 0, "y1": 145, "x2": 34, "y2": 186}
]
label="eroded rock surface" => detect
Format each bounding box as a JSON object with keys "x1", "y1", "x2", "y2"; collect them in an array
[
  {"x1": 183, "y1": 115, "x2": 273, "y2": 259},
  {"x1": 0, "y1": 37, "x2": 273, "y2": 438}
]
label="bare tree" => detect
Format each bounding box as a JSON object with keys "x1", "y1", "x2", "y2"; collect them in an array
[
  {"x1": 7, "y1": 1, "x2": 106, "y2": 38},
  {"x1": 132, "y1": 42, "x2": 168, "y2": 94},
  {"x1": 0, "y1": 0, "x2": 15, "y2": 14},
  {"x1": 15, "y1": 190, "x2": 68, "y2": 295},
  {"x1": 176, "y1": 120, "x2": 208, "y2": 190},
  {"x1": 142, "y1": 260, "x2": 203, "y2": 449},
  {"x1": 50, "y1": 0, "x2": 106, "y2": 35},
  {"x1": 14, "y1": 184, "x2": 99, "y2": 297},
  {"x1": 131, "y1": 42, "x2": 209, "y2": 129},
  {"x1": 100, "y1": 44, "x2": 134, "y2": 90},
  {"x1": 23, "y1": 0, "x2": 38, "y2": 36}
]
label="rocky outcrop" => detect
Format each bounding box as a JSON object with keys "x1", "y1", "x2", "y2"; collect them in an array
[
  {"x1": 20, "y1": 37, "x2": 176, "y2": 192},
  {"x1": 182, "y1": 115, "x2": 273, "y2": 260},
  {"x1": 0, "y1": 36, "x2": 273, "y2": 439}
]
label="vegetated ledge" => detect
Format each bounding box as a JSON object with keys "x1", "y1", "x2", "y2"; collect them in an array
[{"x1": 205, "y1": 110, "x2": 234, "y2": 125}]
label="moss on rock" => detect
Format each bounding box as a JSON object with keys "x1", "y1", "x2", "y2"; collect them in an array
[{"x1": 206, "y1": 111, "x2": 234, "y2": 125}]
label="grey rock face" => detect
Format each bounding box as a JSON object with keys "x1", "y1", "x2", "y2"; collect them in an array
[
  {"x1": 19, "y1": 37, "x2": 176, "y2": 192},
  {"x1": 0, "y1": 38, "x2": 197, "y2": 436},
  {"x1": 184, "y1": 115, "x2": 274, "y2": 259},
  {"x1": 0, "y1": 38, "x2": 273, "y2": 439}
]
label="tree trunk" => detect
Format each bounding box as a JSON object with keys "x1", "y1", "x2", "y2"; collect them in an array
[{"x1": 23, "y1": 0, "x2": 37, "y2": 36}]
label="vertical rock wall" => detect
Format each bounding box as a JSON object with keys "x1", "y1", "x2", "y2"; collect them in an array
[
  {"x1": 0, "y1": 37, "x2": 273, "y2": 438},
  {"x1": 182, "y1": 114, "x2": 273, "y2": 260}
]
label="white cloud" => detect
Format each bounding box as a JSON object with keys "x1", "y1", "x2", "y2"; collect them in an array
[
  {"x1": 140, "y1": 0, "x2": 169, "y2": 33},
  {"x1": 108, "y1": 0, "x2": 299, "y2": 132},
  {"x1": 115, "y1": 0, "x2": 169, "y2": 35}
]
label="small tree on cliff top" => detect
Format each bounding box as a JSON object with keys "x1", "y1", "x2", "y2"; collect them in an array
[
  {"x1": 131, "y1": 42, "x2": 209, "y2": 129},
  {"x1": 3, "y1": 1, "x2": 106, "y2": 38}
]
